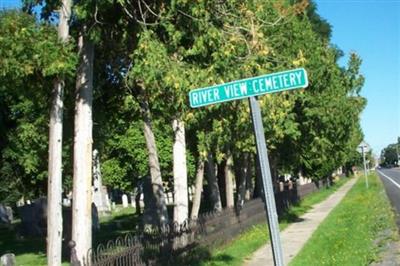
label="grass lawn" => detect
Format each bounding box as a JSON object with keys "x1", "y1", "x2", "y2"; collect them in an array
[
  {"x1": 290, "y1": 173, "x2": 399, "y2": 266},
  {"x1": 194, "y1": 176, "x2": 351, "y2": 266}
]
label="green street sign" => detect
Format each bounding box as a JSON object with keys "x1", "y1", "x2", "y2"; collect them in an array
[{"x1": 189, "y1": 68, "x2": 308, "y2": 108}]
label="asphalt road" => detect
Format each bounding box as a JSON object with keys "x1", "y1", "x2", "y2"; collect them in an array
[{"x1": 376, "y1": 168, "x2": 400, "y2": 229}]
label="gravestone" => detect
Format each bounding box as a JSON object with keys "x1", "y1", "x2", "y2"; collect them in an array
[
  {"x1": 122, "y1": 194, "x2": 128, "y2": 208},
  {"x1": 130, "y1": 193, "x2": 136, "y2": 208},
  {"x1": 92, "y1": 149, "x2": 111, "y2": 213},
  {"x1": 18, "y1": 198, "x2": 47, "y2": 236},
  {"x1": 1, "y1": 253, "x2": 15, "y2": 266},
  {"x1": 62, "y1": 198, "x2": 71, "y2": 207},
  {"x1": 0, "y1": 205, "x2": 13, "y2": 224},
  {"x1": 16, "y1": 198, "x2": 24, "y2": 207}
]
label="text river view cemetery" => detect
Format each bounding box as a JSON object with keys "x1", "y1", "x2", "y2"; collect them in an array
[{"x1": 189, "y1": 68, "x2": 308, "y2": 108}]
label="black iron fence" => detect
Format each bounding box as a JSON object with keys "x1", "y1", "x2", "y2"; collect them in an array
[
  {"x1": 70, "y1": 198, "x2": 266, "y2": 266},
  {"x1": 71, "y1": 177, "x2": 340, "y2": 266}
]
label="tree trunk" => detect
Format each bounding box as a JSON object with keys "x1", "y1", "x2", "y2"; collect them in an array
[
  {"x1": 206, "y1": 153, "x2": 222, "y2": 212},
  {"x1": 245, "y1": 155, "x2": 253, "y2": 200},
  {"x1": 225, "y1": 151, "x2": 234, "y2": 208},
  {"x1": 190, "y1": 157, "x2": 205, "y2": 219},
  {"x1": 236, "y1": 153, "x2": 248, "y2": 208},
  {"x1": 72, "y1": 32, "x2": 94, "y2": 264},
  {"x1": 172, "y1": 118, "x2": 188, "y2": 225},
  {"x1": 47, "y1": 1, "x2": 71, "y2": 265},
  {"x1": 140, "y1": 99, "x2": 168, "y2": 226},
  {"x1": 254, "y1": 153, "x2": 263, "y2": 198}
]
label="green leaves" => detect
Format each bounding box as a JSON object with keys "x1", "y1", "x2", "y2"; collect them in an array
[
  {"x1": 0, "y1": 11, "x2": 76, "y2": 202},
  {"x1": 0, "y1": 1, "x2": 368, "y2": 201},
  {"x1": 0, "y1": 11, "x2": 77, "y2": 80}
]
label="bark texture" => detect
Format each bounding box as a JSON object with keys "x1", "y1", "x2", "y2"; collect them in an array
[
  {"x1": 140, "y1": 100, "x2": 169, "y2": 226},
  {"x1": 72, "y1": 33, "x2": 94, "y2": 264},
  {"x1": 47, "y1": 1, "x2": 71, "y2": 265},
  {"x1": 206, "y1": 153, "x2": 222, "y2": 212},
  {"x1": 190, "y1": 157, "x2": 205, "y2": 219},
  {"x1": 236, "y1": 153, "x2": 247, "y2": 208},
  {"x1": 245, "y1": 156, "x2": 253, "y2": 200},
  {"x1": 224, "y1": 151, "x2": 235, "y2": 208},
  {"x1": 172, "y1": 118, "x2": 188, "y2": 224}
]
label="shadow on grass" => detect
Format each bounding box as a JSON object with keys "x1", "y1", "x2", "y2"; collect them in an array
[
  {"x1": 94, "y1": 211, "x2": 141, "y2": 246},
  {"x1": 0, "y1": 225, "x2": 45, "y2": 255},
  {"x1": 166, "y1": 246, "x2": 234, "y2": 266}
]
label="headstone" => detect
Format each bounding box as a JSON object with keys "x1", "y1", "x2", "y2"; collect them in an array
[
  {"x1": 188, "y1": 186, "x2": 193, "y2": 201},
  {"x1": 16, "y1": 198, "x2": 24, "y2": 207},
  {"x1": 62, "y1": 198, "x2": 71, "y2": 207},
  {"x1": 167, "y1": 192, "x2": 173, "y2": 204},
  {"x1": 122, "y1": 194, "x2": 128, "y2": 208},
  {"x1": 92, "y1": 203, "x2": 100, "y2": 230},
  {"x1": 0, "y1": 205, "x2": 13, "y2": 224},
  {"x1": 1, "y1": 253, "x2": 16, "y2": 266},
  {"x1": 130, "y1": 194, "x2": 136, "y2": 208},
  {"x1": 297, "y1": 172, "x2": 311, "y2": 185},
  {"x1": 92, "y1": 149, "x2": 111, "y2": 212},
  {"x1": 18, "y1": 198, "x2": 47, "y2": 236}
]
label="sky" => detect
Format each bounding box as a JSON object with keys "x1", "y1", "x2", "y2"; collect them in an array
[
  {"x1": 1, "y1": 0, "x2": 399, "y2": 155},
  {"x1": 315, "y1": 0, "x2": 400, "y2": 155}
]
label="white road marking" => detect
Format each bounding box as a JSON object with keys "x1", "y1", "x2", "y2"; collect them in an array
[{"x1": 377, "y1": 170, "x2": 400, "y2": 190}]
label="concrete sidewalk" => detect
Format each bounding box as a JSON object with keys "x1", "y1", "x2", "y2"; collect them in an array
[{"x1": 243, "y1": 176, "x2": 359, "y2": 266}]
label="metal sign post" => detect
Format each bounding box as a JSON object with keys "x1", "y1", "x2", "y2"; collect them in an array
[
  {"x1": 357, "y1": 141, "x2": 370, "y2": 189},
  {"x1": 249, "y1": 96, "x2": 284, "y2": 266},
  {"x1": 362, "y1": 146, "x2": 369, "y2": 189},
  {"x1": 188, "y1": 68, "x2": 308, "y2": 266}
]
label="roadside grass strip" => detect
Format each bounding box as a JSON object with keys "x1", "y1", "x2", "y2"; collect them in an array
[
  {"x1": 290, "y1": 173, "x2": 399, "y2": 266},
  {"x1": 197, "y1": 177, "x2": 350, "y2": 266}
]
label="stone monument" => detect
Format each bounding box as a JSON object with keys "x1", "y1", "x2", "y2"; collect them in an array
[{"x1": 92, "y1": 149, "x2": 111, "y2": 213}]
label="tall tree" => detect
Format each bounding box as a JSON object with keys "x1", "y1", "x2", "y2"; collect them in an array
[
  {"x1": 140, "y1": 99, "x2": 169, "y2": 226},
  {"x1": 224, "y1": 150, "x2": 235, "y2": 208},
  {"x1": 0, "y1": 10, "x2": 76, "y2": 204},
  {"x1": 206, "y1": 153, "x2": 222, "y2": 211},
  {"x1": 173, "y1": 118, "x2": 188, "y2": 224},
  {"x1": 72, "y1": 31, "x2": 94, "y2": 263},
  {"x1": 47, "y1": 1, "x2": 71, "y2": 264}
]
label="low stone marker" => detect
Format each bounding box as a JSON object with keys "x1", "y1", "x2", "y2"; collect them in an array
[
  {"x1": 18, "y1": 198, "x2": 47, "y2": 236},
  {"x1": 1, "y1": 253, "x2": 15, "y2": 266},
  {"x1": 122, "y1": 194, "x2": 129, "y2": 208},
  {"x1": 0, "y1": 205, "x2": 13, "y2": 224}
]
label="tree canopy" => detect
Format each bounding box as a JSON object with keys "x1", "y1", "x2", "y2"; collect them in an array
[{"x1": 1, "y1": 0, "x2": 366, "y2": 205}]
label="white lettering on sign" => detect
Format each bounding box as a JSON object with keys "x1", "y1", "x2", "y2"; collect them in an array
[
  {"x1": 240, "y1": 82, "x2": 248, "y2": 95},
  {"x1": 192, "y1": 88, "x2": 221, "y2": 106},
  {"x1": 188, "y1": 68, "x2": 308, "y2": 108},
  {"x1": 224, "y1": 82, "x2": 248, "y2": 98}
]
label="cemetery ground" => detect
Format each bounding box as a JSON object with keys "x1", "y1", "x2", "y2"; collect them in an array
[
  {"x1": 0, "y1": 177, "x2": 349, "y2": 265},
  {"x1": 3, "y1": 173, "x2": 397, "y2": 266},
  {"x1": 0, "y1": 206, "x2": 139, "y2": 265}
]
